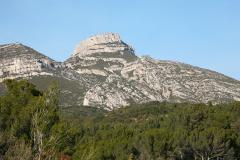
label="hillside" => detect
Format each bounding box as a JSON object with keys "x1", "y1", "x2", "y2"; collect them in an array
[
  {"x1": 0, "y1": 80, "x2": 240, "y2": 160},
  {"x1": 1, "y1": 33, "x2": 240, "y2": 110}
]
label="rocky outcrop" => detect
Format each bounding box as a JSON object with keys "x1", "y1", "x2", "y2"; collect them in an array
[
  {"x1": 72, "y1": 33, "x2": 135, "y2": 58},
  {"x1": 65, "y1": 33, "x2": 137, "y2": 77},
  {"x1": 82, "y1": 57, "x2": 240, "y2": 109},
  {"x1": 1, "y1": 33, "x2": 240, "y2": 110},
  {"x1": 0, "y1": 44, "x2": 58, "y2": 82}
]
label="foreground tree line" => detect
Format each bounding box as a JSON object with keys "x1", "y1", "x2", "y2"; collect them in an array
[{"x1": 0, "y1": 80, "x2": 240, "y2": 160}]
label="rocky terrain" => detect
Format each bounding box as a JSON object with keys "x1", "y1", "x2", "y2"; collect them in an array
[{"x1": 1, "y1": 33, "x2": 240, "y2": 110}]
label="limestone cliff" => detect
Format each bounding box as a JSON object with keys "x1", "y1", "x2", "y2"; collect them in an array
[
  {"x1": 0, "y1": 43, "x2": 58, "y2": 82},
  {"x1": 65, "y1": 33, "x2": 137, "y2": 77},
  {"x1": 1, "y1": 33, "x2": 240, "y2": 110}
]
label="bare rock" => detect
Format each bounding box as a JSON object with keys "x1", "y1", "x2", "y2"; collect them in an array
[{"x1": 1, "y1": 34, "x2": 240, "y2": 110}]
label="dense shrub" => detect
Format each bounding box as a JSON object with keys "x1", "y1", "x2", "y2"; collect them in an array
[{"x1": 0, "y1": 80, "x2": 240, "y2": 160}]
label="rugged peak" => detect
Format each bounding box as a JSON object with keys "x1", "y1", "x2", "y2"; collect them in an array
[
  {"x1": 0, "y1": 43, "x2": 59, "y2": 82},
  {"x1": 0, "y1": 43, "x2": 37, "y2": 51},
  {"x1": 71, "y1": 33, "x2": 135, "y2": 58},
  {"x1": 0, "y1": 43, "x2": 26, "y2": 53},
  {"x1": 65, "y1": 33, "x2": 138, "y2": 77},
  {"x1": 75, "y1": 33, "x2": 121, "y2": 51},
  {"x1": 0, "y1": 43, "x2": 50, "y2": 60}
]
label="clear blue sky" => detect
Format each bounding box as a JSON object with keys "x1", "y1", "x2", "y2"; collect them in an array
[{"x1": 1, "y1": 0, "x2": 240, "y2": 79}]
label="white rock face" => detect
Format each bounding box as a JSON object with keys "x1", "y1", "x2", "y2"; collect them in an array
[
  {"x1": 1, "y1": 34, "x2": 240, "y2": 110},
  {"x1": 82, "y1": 57, "x2": 240, "y2": 109},
  {"x1": 0, "y1": 44, "x2": 56, "y2": 82},
  {"x1": 65, "y1": 33, "x2": 137, "y2": 77},
  {"x1": 72, "y1": 33, "x2": 134, "y2": 57}
]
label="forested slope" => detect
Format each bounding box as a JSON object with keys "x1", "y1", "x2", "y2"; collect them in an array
[{"x1": 0, "y1": 80, "x2": 240, "y2": 160}]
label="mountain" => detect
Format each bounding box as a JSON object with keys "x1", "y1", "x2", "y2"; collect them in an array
[{"x1": 1, "y1": 33, "x2": 240, "y2": 110}]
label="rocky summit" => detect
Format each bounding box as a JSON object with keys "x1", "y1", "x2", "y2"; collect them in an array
[{"x1": 1, "y1": 33, "x2": 240, "y2": 110}]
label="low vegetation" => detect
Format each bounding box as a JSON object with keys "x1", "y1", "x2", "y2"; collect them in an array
[{"x1": 0, "y1": 80, "x2": 240, "y2": 160}]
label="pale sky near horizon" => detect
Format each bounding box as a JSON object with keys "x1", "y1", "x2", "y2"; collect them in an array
[{"x1": 0, "y1": 0, "x2": 240, "y2": 79}]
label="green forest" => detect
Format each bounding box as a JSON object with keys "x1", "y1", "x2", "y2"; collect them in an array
[{"x1": 0, "y1": 80, "x2": 240, "y2": 160}]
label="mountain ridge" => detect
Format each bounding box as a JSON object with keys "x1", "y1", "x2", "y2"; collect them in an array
[
  {"x1": 1, "y1": 43, "x2": 236, "y2": 82},
  {"x1": 1, "y1": 32, "x2": 240, "y2": 110}
]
